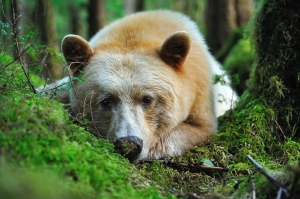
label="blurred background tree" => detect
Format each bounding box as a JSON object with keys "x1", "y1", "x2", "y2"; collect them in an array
[
  {"x1": 205, "y1": 0, "x2": 254, "y2": 56},
  {"x1": 1, "y1": 0, "x2": 255, "y2": 91},
  {"x1": 36, "y1": 0, "x2": 62, "y2": 81},
  {"x1": 88, "y1": 0, "x2": 104, "y2": 38}
]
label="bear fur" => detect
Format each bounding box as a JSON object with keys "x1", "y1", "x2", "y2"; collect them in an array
[{"x1": 38, "y1": 10, "x2": 237, "y2": 162}]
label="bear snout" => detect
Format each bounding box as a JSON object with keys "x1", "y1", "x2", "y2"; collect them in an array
[{"x1": 113, "y1": 136, "x2": 143, "y2": 162}]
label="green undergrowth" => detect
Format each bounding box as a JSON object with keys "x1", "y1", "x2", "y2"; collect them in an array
[
  {"x1": 223, "y1": 38, "x2": 254, "y2": 96},
  {"x1": 1, "y1": 54, "x2": 299, "y2": 198},
  {"x1": 136, "y1": 91, "x2": 300, "y2": 198},
  {"x1": 0, "y1": 66, "x2": 167, "y2": 199},
  {"x1": 215, "y1": 91, "x2": 300, "y2": 197}
]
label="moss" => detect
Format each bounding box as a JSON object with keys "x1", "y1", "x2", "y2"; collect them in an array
[
  {"x1": 233, "y1": 168, "x2": 300, "y2": 199},
  {"x1": 2, "y1": 1, "x2": 300, "y2": 196},
  {"x1": 207, "y1": 1, "x2": 300, "y2": 195},
  {"x1": 136, "y1": 160, "x2": 220, "y2": 197},
  {"x1": 0, "y1": 165, "x2": 93, "y2": 199},
  {"x1": 0, "y1": 67, "x2": 166, "y2": 199},
  {"x1": 136, "y1": 91, "x2": 300, "y2": 198},
  {"x1": 248, "y1": 0, "x2": 300, "y2": 138}
]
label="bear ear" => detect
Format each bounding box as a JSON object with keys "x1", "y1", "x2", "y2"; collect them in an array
[
  {"x1": 158, "y1": 31, "x2": 190, "y2": 69},
  {"x1": 62, "y1": 34, "x2": 94, "y2": 76}
]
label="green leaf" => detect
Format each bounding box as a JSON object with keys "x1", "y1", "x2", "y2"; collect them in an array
[
  {"x1": 199, "y1": 158, "x2": 214, "y2": 167},
  {"x1": 73, "y1": 77, "x2": 85, "y2": 83}
]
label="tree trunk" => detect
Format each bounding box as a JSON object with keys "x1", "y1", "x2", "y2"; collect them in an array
[
  {"x1": 37, "y1": 0, "x2": 58, "y2": 51},
  {"x1": 205, "y1": 0, "x2": 236, "y2": 54},
  {"x1": 135, "y1": 0, "x2": 144, "y2": 12},
  {"x1": 68, "y1": 4, "x2": 84, "y2": 36},
  {"x1": 248, "y1": 0, "x2": 300, "y2": 139},
  {"x1": 124, "y1": 0, "x2": 144, "y2": 15},
  {"x1": 37, "y1": 0, "x2": 61, "y2": 81},
  {"x1": 235, "y1": 0, "x2": 254, "y2": 26},
  {"x1": 88, "y1": 0, "x2": 104, "y2": 38},
  {"x1": 124, "y1": 0, "x2": 135, "y2": 15},
  {"x1": 205, "y1": 0, "x2": 254, "y2": 55}
]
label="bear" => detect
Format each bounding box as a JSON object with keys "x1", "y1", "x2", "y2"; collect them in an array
[{"x1": 38, "y1": 10, "x2": 237, "y2": 162}]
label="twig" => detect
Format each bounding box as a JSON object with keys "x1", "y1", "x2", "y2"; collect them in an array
[
  {"x1": 10, "y1": 0, "x2": 36, "y2": 94},
  {"x1": 138, "y1": 159, "x2": 229, "y2": 173},
  {"x1": 274, "y1": 119, "x2": 286, "y2": 141},
  {"x1": 276, "y1": 187, "x2": 283, "y2": 199},
  {"x1": 247, "y1": 155, "x2": 290, "y2": 197},
  {"x1": 249, "y1": 175, "x2": 256, "y2": 199}
]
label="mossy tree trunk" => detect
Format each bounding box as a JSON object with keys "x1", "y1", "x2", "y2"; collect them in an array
[{"x1": 247, "y1": 0, "x2": 300, "y2": 139}]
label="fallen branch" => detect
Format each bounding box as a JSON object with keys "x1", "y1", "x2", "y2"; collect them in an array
[
  {"x1": 138, "y1": 159, "x2": 229, "y2": 173},
  {"x1": 287, "y1": 163, "x2": 300, "y2": 199},
  {"x1": 247, "y1": 155, "x2": 290, "y2": 198},
  {"x1": 249, "y1": 175, "x2": 256, "y2": 199}
]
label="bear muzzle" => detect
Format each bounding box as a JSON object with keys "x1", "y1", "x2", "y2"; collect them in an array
[{"x1": 113, "y1": 136, "x2": 143, "y2": 162}]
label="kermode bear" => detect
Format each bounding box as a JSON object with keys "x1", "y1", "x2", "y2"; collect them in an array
[{"x1": 39, "y1": 10, "x2": 236, "y2": 162}]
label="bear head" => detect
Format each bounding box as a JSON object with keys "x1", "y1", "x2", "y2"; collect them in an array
[{"x1": 61, "y1": 32, "x2": 191, "y2": 162}]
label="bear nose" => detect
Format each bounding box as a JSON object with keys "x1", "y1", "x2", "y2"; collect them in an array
[{"x1": 113, "y1": 136, "x2": 143, "y2": 162}]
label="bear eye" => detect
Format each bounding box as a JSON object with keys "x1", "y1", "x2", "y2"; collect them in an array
[
  {"x1": 142, "y1": 96, "x2": 152, "y2": 104},
  {"x1": 100, "y1": 98, "x2": 112, "y2": 108}
]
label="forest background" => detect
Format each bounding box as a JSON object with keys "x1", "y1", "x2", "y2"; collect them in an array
[
  {"x1": 1, "y1": 0, "x2": 300, "y2": 199},
  {"x1": 1, "y1": 0, "x2": 255, "y2": 92}
]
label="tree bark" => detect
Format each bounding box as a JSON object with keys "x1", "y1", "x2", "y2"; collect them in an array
[
  {"x1": 124, "y1": 0, "x2": 144, "y2": 15},
  {"x1": 124, "y1": 0, "x2": 135, "y2": 15},
  {"x1": 68, "y1": 4, "x2": 84, "y2": 36},
  {"x1": 205, "y1": 0, "x2": 237, "y2": 54},
  {"x1": 135, "y1": 0, "x2": 144, "y2": 12},
  {"x1": 37, "y1": 0, "x2": 61, "y2": 81},
  {"x1": 248, "y1": 0, "x2": 300, "y2": 138},
  {"x1": 235, "y1": 0, "x2": 254, "y2": 26},
  {"x1": 37, "y1": 0, "x2": 58, "y2": 51},
  {"x1": 205, "y1": 0, "x2": 254, "y2": 54},
  {"x1": 88, "y1": 0, "x2": 104, "y2": 38}
]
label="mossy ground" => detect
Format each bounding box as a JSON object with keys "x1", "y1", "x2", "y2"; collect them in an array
[
  {"x1": 0, "y1": 63, "x2": 168, "y2": 199},
  {"x1": 1, "y1": 53, "x2": 300, "y2": 198},
  {"x1": 0, "y1": 67, "x2": 300, "y2": 198},
  {"x1": 136, "y1": 92, "x2": 300, "y2": 198},
  {"x1": 1, "y1": 0, "x2": 300, "y2": 195}
]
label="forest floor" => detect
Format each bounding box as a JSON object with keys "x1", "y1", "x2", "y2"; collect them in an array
[{"x1": 1, "y1": 55, "x2": 299, "y2": 199}]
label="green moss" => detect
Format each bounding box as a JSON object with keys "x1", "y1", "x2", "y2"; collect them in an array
[
  {"x1": 2, "y1": 2, "x2": 300, "y2": 196},
  {"x1": 211, "y1": 1, "x2": 300, "y2": 195},
  {"x1": 0, "y1": 165, "x2": 93, "y2": 199},
  {"x1": 135, "y1": 90, "x2": 300, "y2": 198},
  {"x1": 136, "y1": 160, "x2": 220, "y2": 197},
  {"x1": 0, "y1": 68, "x2": 166, "y2": 199},
  {"x1": 248, "y1": 0, "x2": 300, "y2": 138}
]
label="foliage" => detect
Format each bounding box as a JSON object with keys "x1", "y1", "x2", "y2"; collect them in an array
[{"x1": 223, "y1": 38, "x2": 254, "y2": 96}]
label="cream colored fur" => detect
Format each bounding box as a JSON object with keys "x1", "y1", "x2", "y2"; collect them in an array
[{"x1": 38, "y1": 10, "x2": 237, "y2": 161}]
